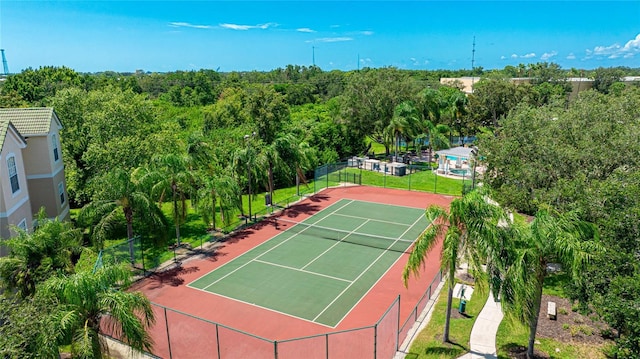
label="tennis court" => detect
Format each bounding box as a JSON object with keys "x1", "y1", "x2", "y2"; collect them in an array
[{"x1": 189, "y1": 199, "x2": 431, "y2": 327}]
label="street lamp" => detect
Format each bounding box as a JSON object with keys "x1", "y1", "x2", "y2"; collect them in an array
[{"x1": 244, "y1": 132, "x2": 256, "y2": 222}]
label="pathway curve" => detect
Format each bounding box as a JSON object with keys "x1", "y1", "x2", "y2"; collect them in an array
[{"x1": 458, "y1": 291, "x2": 503, "y2": 359}]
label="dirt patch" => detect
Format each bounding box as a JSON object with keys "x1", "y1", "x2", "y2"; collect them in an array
[{"x1": 537, "y1": 294, "x2": 611, "y2": 345}]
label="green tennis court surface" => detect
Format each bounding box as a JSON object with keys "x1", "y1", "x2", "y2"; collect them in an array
[{"x1": 189, "y1": 199, "x2": 430, "y2": 327}]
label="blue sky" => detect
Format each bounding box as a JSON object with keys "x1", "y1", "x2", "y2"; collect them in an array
[{"x1": 1, "y1": 1, "x2": 639, "y2": 73}]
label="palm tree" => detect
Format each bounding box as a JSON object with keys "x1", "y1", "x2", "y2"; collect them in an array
[
  {"x1": 196, "y1": 170, "x2": 242, "y2": 230},
  {"x1": 39, "y1": 264, "x2": 155, "y2": 358},
  {"x1": 232, "y1": 139, "x2": 259, "y2": 218},
  {"x1": 79, "y1": 168, "x2": 167, "y2": 263},
  {"x1": 403, "y1": 189, "x2": 508, "y2": 343},
  {"x1": 416, "y1": 88, "x2": 449, "y2": 162},
  {"x1": 143, "y1": 153, "x2": 193, "y2": 247},
  {"x1": 0, "y1": 209, "x2": 82, "y2": 298},
  {"x1": 386, "y1": 101, "x2": 420, "y2": 162},
  {"x1": 447, "y1": 91, "x2": 469, "y2": 142},
  {"x1": 490, "y1": 208, "x2": 598, "y2": 358}
]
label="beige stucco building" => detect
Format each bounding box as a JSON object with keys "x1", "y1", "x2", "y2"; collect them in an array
[
  {"x1": 440, "y1": 76, "x2": 595, "y2": 97},
  {"x1": 0, "y1": 108, "x2": 69, "y2": 252}
]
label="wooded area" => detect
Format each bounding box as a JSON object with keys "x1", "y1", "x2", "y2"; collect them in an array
[{"x1": 1, "y1": 62, "x2": 639, "y2": 357}]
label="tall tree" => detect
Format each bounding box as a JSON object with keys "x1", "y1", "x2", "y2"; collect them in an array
[
  {"x1": 138, "y1": 153, "x2": 193, "y2": 247},
  {"x1": 490, "y1": 208, "x2": 598, "y2": 359},
  {"x1": 403, "y1": 189, "x2": 508, "y2": 343},
  {"x1": 39, "y1": 264, "x2": 155, "y2": 359},
  {"x1": 79, "y1": 168, "x2": 167, "y2": 262},
  {"x1": 468, "y1": 77, "x2": 518, "y2": 128},
  {"x1": 386, "y1": 101, "x2": 420, "y2": 161},
  {"x1": 340, "y1": 67, "x2": 417, "y2": 155}
]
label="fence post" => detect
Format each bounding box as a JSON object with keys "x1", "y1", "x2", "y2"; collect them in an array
[
  {"x1": 374, "y1": 323, "x2": 378, "y2": 359},
  {"x1": 325, "y1": 333, "x2": 329, "y2": 359},
  {"x1": 274, "y1": 340, "x2": 278, "y2": 359},
  {"x1": 408, "y1": 165, "x2": 411, "y2": 191},
  {"x1": 326, "y1": 166, "x2": 329, "y2": 188},
  {"x1": 384, "y1": 164, "x2": 387, "y2": 188},
  {"x1": 433, "y1": 169, "x2": 437, "y2": 194},
  {"x1": 164, "y1": 308, "x2": 173, "y2": 359},
  {"x1": 396, "y1": 294, "x2": 401, "y2": 351},
  {"x1": 216, "y1": 324, "x2": 221, "y2": 359}
]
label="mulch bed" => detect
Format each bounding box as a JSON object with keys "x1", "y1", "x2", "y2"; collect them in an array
[{"x1": 536, "y1": 294, "x2": 611, "y2": 345}]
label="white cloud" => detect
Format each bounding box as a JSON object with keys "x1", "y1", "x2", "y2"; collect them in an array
[
  {"x1": 540, "y1": 51, "x2": 558, "y2": 60},
  {"x1": 586, "y1": 33, "x2": 640, "y2": 60},
  {"x1": 297, "y1": 28, "x2": 316, "y2": 33},
  {"x1": 500, "y1": 55, "x2": 507, "y2": 60},
  {"x1": 566, "y1": 53, "x2": 576, "y2": 60},
  {"x1": 594, "y1": 43, "x2": 621, "y2": 55},
  {"x1": 522, "y1": 53, "x2": 536, "y2": 59},
  {"x1": 359, "y1": 31, "x2": 374, "y2": 36},
  {"x1": 169, "y1": 22, "x2": 211, "y2": 29},
  {"x1": 623, "y1": 33, "x2": 640, "y2": 52},
  {"x1": 220, "y1": 22, "x2": 276, "y2": 31},
  {"x1": 511, "y1": 54, "x2": 518, "y2": 59},
  {"x1": 315, "y1": 37, "x2": 353, "y2": 43}
]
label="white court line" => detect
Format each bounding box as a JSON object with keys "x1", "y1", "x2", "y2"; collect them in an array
[
  {"x1": 254, "y1": 259, "x2": 352, "y2": 283},
  {"x1": 301, "y1": 219, "x2": 372, "y2": 271},
  {"x1": 332, "y1": 212, "x2": 412, "y2": 227},
  {"x1": 313, "y1": 212, "x2": 427, "y2": 323},
  {"x1": 330, "y1": 212, "x2": 430, "y2": 325},
  {"x1": 187, "y1": 285, "x2": 335, "y2": 328},
  {"x1": 199, "y1": 200, "x2": 354, "y2": 291}
]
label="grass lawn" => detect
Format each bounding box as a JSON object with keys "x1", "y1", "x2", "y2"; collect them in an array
[
  {"x1": 323, "y1": 167, "x2": 465, "y2": 196},
  {"x1": 405, "y1": 280, "x2": 490, "y2": 359}
]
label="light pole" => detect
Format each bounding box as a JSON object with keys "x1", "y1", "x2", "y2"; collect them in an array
[{"x1": 244, "y1": 132, "x2": 256, "y2": 222}]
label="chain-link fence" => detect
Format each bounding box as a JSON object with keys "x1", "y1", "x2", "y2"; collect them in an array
[
  {"x1": 107, "y1": 270, "x2": 442, "y2": 359},
  {"x1": 314, "y1": 161, "x2": 468, "y2": 196}
]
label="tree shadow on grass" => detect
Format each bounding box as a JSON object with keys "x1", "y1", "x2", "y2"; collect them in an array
[
  {"x1": 500, "y1": 343, "x2": 551, "y2": 359},
  {"x1": 404, "y1": 340, "x2": 467, "y2": 359}
]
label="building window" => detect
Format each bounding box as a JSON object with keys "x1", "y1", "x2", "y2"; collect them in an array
[
  {"x1": 7, "y1": 156, "x2": 20, "y2": 193},
  {"x1": 17, "y1": 219, "x2": 27, "y2": 232},
  {"x1": 52, "y1": 134, "x2": 60, "y2": 162},
  {"x1": 58, "y1": 182, "x2": 65, "y2": 205}
]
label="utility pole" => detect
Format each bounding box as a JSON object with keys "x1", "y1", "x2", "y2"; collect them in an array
[
  {"x1": 470, "y1": 37, "x2": 476, "y2": 93},
  {"x1": 312, "y1": 46, "x2": 315, "y2": 66}
]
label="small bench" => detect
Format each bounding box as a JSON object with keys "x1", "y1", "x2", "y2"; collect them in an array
[{"x1": 547, "y1": 301, "x2": 557, "y2": 320}]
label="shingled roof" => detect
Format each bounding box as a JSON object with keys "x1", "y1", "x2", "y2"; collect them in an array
[
  {"x1": 0, "y1": 119, "x2": 27, "y2": 153},
  {"x1": 0, "y1": 120, "x2": 8, "y2": 152},
  {"x1": 0, "y1": 107, "x2": 61, "y2": 136}
]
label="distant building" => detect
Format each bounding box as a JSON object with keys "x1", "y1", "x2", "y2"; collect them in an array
[
  {"x1": 440, "y1": 76, "x2": 595, "y2": 98},
  {"x1": 0, "y1": 108, "x2": 69, "y2": 251}
]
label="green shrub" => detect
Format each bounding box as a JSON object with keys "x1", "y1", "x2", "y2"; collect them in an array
[{"x1": 558, "y1": 307, "x2": 568, "y2": 315}]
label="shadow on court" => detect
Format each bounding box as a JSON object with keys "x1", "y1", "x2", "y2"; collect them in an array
[{"x1": 147, "y1": 265, "x2": 201, "y2": 288}]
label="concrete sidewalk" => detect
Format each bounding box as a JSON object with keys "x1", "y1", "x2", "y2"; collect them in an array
[{"x1": 457, "y1": 291, "x2": 503, "y2": 359}]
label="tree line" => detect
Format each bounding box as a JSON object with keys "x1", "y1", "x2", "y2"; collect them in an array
[{"x1": 1, "y1": 62, "x2": 640, "y2": 357}]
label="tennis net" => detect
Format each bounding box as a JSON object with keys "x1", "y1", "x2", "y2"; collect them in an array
[{"x1": 271, "y1": 217, "x2": 417, "y2": 253}]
